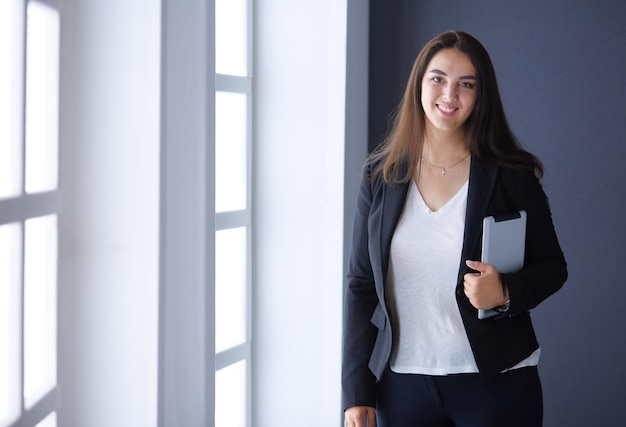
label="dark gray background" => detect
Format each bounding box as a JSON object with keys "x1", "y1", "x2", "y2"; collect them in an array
[{"x1": 367, "y1": 1, "x2": 626, "y2": 425}]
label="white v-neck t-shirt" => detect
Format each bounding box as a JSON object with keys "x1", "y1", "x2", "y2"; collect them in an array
[
  {"x1": 387, "y1": 179, "x2": 478, "y2": 374},
  {"x1": 387, "y1": 180, "x2": 539, "y2": 375}
]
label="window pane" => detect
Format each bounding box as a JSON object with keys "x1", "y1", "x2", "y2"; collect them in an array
[
  {"x1": 24, "y1": 215, "x2": 57, "y2": 409},
  {"x1": 215, "y1": 361, "x2": 246, "y2": 427},
  {"x1": 216, "y1": 0, "x2": 248, "y2": 76},
  {"x1": 0, "y1": 223, "x2": 22, "y2": 425},
  {"x1": 0, "y1": 0, "x2": 24, "y2": 199},
  {"x1": 216, "y1": 92, "x2": 247, "y2": 213},
  {"x1": 35, "y1": 412, "x2": 57, "y2": 427},
  {"x1": 215, "y1": 227, "x2": 247, "y2": 353},
  {"x1": 25, "y1": 1, "x2": 60, "y2": 194}
]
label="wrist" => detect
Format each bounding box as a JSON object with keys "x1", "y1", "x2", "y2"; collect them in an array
[
  {"x1": 495, "y1": 298, "x2": 510, "y2": 313},
  {"x1": 499, "y1": 285, "x2": 510, "y2": 309}
]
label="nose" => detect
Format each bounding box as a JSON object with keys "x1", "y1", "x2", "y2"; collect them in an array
[{"x1": 442, "y1": 84, "x2": 458, "y2": 101}]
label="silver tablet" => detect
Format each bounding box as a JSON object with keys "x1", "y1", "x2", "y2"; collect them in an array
[{"x1": 478, "y1": 211, "x2": 526, "y2": 319}]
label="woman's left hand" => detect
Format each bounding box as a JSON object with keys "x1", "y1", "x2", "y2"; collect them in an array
[{"x1": 463, "y1": 260, "x2": 509, "y2": 310}]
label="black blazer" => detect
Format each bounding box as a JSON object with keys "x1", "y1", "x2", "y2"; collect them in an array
[{"x1": 342, "y1": 158, "x2": 567, "y2": 410}]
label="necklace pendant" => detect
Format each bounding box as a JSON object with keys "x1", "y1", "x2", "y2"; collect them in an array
[{"x1": 441, "y1": 168, "x2": 446, "y2": 176}]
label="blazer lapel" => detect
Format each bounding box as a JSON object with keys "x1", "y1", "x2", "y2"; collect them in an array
[
  {"x1": 379, "y1": 175, "x2": 410, "y2": 291},
  {"x1": 458, "y1": 158, "x2": 498, "y2": 283}
]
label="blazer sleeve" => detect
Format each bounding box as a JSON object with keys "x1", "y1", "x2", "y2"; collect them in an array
[
  {"x1": 498, "y1": 171, "x2": 568, "y2": 315},
  {"x1": 342, "y1": 166, "x2": 380, "y2": 411}
]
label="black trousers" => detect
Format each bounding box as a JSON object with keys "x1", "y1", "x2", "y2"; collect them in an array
[{"x1": 377, "y1": 365, "x2": 543, "y2": 427}]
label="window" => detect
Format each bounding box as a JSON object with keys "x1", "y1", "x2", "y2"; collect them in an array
[
  {"x1": 214, "y1": 0, "x2": 252, "y2": 425},
  {"x1": 0, "y1": 0, "x2": 60, "y2": 426}
]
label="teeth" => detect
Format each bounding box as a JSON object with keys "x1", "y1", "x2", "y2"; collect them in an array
[{"x1": 438, "y1": 104, "x2": 456, "y2": 113}]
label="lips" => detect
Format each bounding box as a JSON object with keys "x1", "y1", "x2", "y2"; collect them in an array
[{"x1": 437, "y1": 103, "x2": 458, "y2": 114}]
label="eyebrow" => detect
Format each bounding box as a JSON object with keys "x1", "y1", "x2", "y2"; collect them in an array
[{"x1": 428, "y1": 69, "x2": 477, "y2": 80}]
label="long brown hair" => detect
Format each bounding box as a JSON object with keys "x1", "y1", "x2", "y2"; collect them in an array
[{"x1": 369, "y1": 31, "x2": 543, "y2": 183}]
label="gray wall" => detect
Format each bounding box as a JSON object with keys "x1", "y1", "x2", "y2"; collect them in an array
[{"x1": 368, "y1": 1, "x2": 626, "y2": 425}]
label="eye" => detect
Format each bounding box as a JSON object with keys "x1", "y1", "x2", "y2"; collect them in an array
[
  {"x1": 459, "y1": 81, "x2": 476, "y2": 89},
  {"x1": 431, "y1": 76, "x2": 444, "y2": 84}
]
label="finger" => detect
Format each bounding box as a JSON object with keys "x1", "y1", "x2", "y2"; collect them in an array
[
  {"x1": 367, "y1": 408, "x2": 376, "y2": 427},
  {"x1": 465, "y1": 259, "x2": 486, "y2": 272},
  {"x1": 464, "y1": 272, "x2": 483, "y2": 293},
  {"x1": 466, "y1": 260, "x2": 499, "y2": 276},
  {"x1": 463, "y1": 271, "x2": 480, "y2": 285}
]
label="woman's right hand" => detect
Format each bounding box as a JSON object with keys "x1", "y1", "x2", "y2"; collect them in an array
[{"x1": 344, "y1": 406, "x2": 376, "y2": 427}]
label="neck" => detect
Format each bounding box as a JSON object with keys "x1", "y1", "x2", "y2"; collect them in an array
[
  {"x1": 422, "y1": 137, "x2": 468, "y2": 164},
  {"x1": 422, "y1": 126, "x2": 467, "y2": 160}
]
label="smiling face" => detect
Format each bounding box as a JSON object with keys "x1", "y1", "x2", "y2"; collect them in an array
[{"x1": 421, "y1": 48, "x2": 478, "y2": 138}]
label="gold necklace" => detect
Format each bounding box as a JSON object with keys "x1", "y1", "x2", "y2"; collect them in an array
[{"x1": 421, "y1": 152, "x2": 470, "y2": 176}]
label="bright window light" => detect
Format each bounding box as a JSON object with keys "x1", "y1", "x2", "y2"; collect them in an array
[
  {"x1": 35, "y1": 411, "x2": 57, "y2": 427},
  {"x1": 215, "y1": 227, "x2": 247, "y2": 353},
  {"x1": 216, "y1": 0, "x2": 248, "y2": 76},
  {"x1": 215, "y1": 360, "x2": 246, "y2": 427},
  {"x1": 216, "y1": 92, "x2": 247, "y2": 213},
  {"x1": 24, "y1": 215, "x2": 57, "y2": 409},
  {"x1": 0, "y1": 0, "x2": 24, "y2": 199},
  {"x1": 25, "y1": 1, "x2": 60, "y2": 194},
  {"x1": 0, "y1": 223, "x2": 22, "y2": 425}
]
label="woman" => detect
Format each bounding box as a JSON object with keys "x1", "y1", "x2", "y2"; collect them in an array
[{"x1": 342, "y1": 31, "x2": 567, "y2": 427}]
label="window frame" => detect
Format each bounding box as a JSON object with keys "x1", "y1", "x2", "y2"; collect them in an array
[
  {"x1": 1, "y1": 0, "x2": 62, "y2": 426},
  {"x1": 214, "y1": 0, "x2": 254, "y2": 425}
]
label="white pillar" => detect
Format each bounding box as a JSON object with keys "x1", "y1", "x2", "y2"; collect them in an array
[{"x1": 58, "y1": 1, "x2": 161, "y2": 425}]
